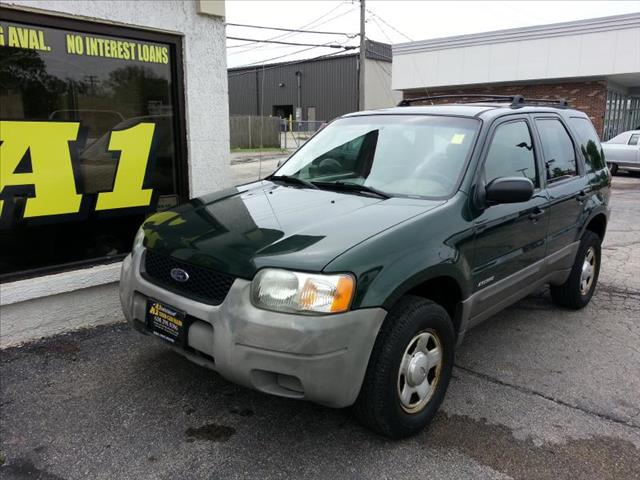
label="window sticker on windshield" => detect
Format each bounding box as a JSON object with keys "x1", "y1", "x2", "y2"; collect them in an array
[{"x1": 451, "y1": 133, "x2": 465, "y2": 144}]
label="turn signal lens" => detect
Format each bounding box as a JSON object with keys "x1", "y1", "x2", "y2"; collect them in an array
[
  {"x1": 330, "y1": 275, "x2": 355, "y2": 313},
  {"x1": 251, "y1": 269, "x2": 355, "y2": 314}
]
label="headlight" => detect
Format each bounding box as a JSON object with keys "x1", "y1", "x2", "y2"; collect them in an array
[
  {"x1": 132, "y1": 226, "x2": 146, "y2": 250},
  {"x1": 251, "y1": 269, "x2": 355, "y2": 314}
]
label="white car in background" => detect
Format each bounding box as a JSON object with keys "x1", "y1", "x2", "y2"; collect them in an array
[{"x1": 603, "y1": 130, "x2": 640, "y2": 174}]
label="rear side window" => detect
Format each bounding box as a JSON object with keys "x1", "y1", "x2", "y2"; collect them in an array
[
  {"x1": 536, "y1": 119, "x2": 578, "y2": 181},
  {"x1": 629, "y1": 134, "x2": 639, "y2": 146},
  {"x1": 569, "y1": 117, "x2": 605, "y2": 172},
  {"x1": 484, "y1": 121, "x2": 538, "y2": 187}
]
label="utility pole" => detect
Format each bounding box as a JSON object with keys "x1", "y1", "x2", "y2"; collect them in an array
[{"x1": 358, "y1": 0, "x2": 366, "y2": 110}]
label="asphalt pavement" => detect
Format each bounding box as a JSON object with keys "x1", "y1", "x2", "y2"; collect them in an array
[{"x1": 1, "y1": 172, "x2": 639, "y2": 480}]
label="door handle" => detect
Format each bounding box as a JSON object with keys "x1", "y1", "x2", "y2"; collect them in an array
[
  {"x1": 576, "y1": 190, "x2": 587, "y2": 202},
  {"x1": 529, "y1": 207, "x2": 545, "y2": 221}
]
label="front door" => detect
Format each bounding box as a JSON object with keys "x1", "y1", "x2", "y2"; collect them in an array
[{"x1": 470, "y1": 117, "x2": 549, "y2": 320}]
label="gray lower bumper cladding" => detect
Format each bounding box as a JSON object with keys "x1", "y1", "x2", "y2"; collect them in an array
[{"x1": 119, "y1": 248, "x2": 386, "y2": 408}]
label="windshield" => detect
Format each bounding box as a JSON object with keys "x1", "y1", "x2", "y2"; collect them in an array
[{"x1": 275, "y1": 115, "x2": 480, "y2": 198}]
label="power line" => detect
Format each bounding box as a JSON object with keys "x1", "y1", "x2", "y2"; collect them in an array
[
  {"x1": 227, "y1": 2, "x2": 351, "y2": 52},
  {"x1": 369, "y1": 16, "x2": 393, "y2": 44},
  {"x1": 231, "y1": 44, "x2": 354, "y2": 70},
  {"x1": 227, "y1": 4, "x2": 358, "y2": 56},
  {"x1": 366, "y1": 8, "x2": 413, "y2": 42},
  {"x1": 229, "y1": 26, "x2": 357, "y2": 70},
  {"x1": 226, "y1": 2, "x2": 360, "y2": 70},
  {"x1": 371, "y1": 59, "x2": 397, "y2": 104},
  {"x1": 368, "y1": 10, "x2": 430, "y2": 102},
  {"x1": 227, "y1": 37, "x2": 357, "y2": 49},
  {"x1": 226, "y1": 22, "x2": 357, "y2": 37},
  {"x1": 376, "y1": 60, "x2": 392, "y2": 75},
  {"x1": 228, "y1": 49, "x2": 353, "y2": 78},
  {"x1": 231, "y1": 44, "x2": 337, "y2": 68}
]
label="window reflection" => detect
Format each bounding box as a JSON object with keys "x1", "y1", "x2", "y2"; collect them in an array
[{"x1": 0, "y1": 19, "x2": 180, "y2": 278}]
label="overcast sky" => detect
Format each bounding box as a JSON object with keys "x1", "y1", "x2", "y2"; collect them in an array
[{"x1": 226, "y1": 1, "x2": 640, "y2": 68}]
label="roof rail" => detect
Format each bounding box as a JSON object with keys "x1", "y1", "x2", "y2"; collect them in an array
[{"x1": 397, "y1": 94, "x2": 568, "y2": 109}]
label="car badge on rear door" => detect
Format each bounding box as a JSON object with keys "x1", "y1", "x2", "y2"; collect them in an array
[{"x1": 170, "y1": 268, "x2": 189, "y2": 282}]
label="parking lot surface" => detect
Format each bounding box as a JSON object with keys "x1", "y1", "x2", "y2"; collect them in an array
[{"x1": 1, "y1": 173, "x2": 639, "y2": 480}]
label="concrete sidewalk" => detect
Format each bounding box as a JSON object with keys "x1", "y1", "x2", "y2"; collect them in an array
[
  {"x1": 230, "y1": 150, "x2": 292, "y2": 185},
  {"x1": 230, "y1": 150, "x2": 294, "y2": 165}
]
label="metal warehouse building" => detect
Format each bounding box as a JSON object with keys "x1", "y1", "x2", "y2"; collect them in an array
[
  {"x1": 228, "y1": 40, "x2": 400, "y2": 124},
  {"x1": 392, "y1": 13, "x2": 640, "y2": 140}
]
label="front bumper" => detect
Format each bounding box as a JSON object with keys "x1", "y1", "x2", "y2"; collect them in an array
[{"x1": 119, "y1": 248, "x2": 386, "y2": 408}]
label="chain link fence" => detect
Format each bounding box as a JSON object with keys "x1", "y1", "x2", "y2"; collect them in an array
[{"x1": 281, "y1": 119, "x2": 326, "y2": 149}]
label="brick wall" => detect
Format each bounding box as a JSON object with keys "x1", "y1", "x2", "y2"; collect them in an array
[{"x1": 404, "y1": 80, "x2": 608, "y2": 136}]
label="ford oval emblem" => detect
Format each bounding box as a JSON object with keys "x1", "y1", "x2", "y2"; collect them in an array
[{"x1": 170, "y1": 268, "x2": 189, "y2": 283}]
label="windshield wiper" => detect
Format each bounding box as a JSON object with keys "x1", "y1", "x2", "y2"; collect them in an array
[
  {"x1": 313, "y1": 181, "x2": 391, "y2": 199},
  {"x1": 267, "y1": 174, "x2": 318, "y2": 190}
]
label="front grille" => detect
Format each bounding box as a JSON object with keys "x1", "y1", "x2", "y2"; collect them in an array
[{"x1": 142, "y1": 250, "x2": 236, "y2": 305}]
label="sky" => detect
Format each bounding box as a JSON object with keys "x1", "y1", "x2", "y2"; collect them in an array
[{"x1": 226, "y1": 0, "x2": 640, "y2": 68}]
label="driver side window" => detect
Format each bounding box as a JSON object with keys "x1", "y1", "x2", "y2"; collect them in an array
[
  {"x1": 307, "y1": 133, "x2": 368, "y2": 177},
  {"x1": 484, "y1": 121, "x2": 538, "y2": 187}
]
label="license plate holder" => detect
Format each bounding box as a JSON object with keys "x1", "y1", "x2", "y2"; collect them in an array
[{"x1": 145, "y1": 299, "x2": 187, "y2": 345}]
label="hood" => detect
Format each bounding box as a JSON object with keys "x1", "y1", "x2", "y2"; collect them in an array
[{"x1": 142, "y1": 181, "x2": 443, "y2": 279}]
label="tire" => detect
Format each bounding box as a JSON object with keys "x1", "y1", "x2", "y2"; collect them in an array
[
  {"x1": 550, "y1": 231, "x2": 601, "y2": 309},
  {"x1": 608, "y1": 163, "x2": 618, "y2": 175},
  {"x1": 353, "y1": 296, "x2": 455, "y2": 438}
]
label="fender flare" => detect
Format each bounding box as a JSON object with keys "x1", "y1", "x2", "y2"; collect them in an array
[
  {"x1": 381, "y1": 265, "x2": 470, "y2": 311},
  {"x1": 578, "y1": 207, "x2": 608, "y2": 241}
]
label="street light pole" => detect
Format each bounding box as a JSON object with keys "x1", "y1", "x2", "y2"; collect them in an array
[{"x1": 358, "y1": 0, "x2": 366, "y2": 110}]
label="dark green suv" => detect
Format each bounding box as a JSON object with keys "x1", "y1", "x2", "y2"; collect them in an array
[{"x1": 120, "y1": 95, "x2": 610, "y2": 438}]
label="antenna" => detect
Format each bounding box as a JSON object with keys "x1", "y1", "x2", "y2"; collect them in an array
[{"x1": 258, "y1": 63, "x2": 266, "y2": 181}]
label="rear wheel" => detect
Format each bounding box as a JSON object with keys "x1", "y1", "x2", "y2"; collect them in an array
[
  {"x1": 353, "y1": 296, "x2": 455, "y2": 438},
  {"x1": 550, "y1": 231, "x2": 601, "y2": 309},
  {"x1": 608, "y1": 163, "x2": 619, "y2": 175}
]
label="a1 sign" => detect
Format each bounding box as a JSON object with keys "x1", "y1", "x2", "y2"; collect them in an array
[{"x1": 0, "y1": 120, "x2": 156, "y2": 225}]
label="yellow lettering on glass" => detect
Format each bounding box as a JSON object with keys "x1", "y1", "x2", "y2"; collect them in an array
[
  {"x1": 0, "y1": 121, "x2": 82, "y2": 218},
  {"x1": 95, "y1": 122, "x2": 155, "y2": 211}
]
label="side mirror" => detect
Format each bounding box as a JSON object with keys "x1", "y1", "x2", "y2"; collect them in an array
[{"x1": 485, "y1": 177, "x2": 534, "y2": 205}]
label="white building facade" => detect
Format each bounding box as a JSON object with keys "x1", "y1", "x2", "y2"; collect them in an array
[{"x1": 392, "y1": 13, "x2": 640, "y2": 139}]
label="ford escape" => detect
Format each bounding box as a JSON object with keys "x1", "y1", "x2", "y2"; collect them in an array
[{"x1": 120, "y1": 95, "x2": 610, "y2": 438}]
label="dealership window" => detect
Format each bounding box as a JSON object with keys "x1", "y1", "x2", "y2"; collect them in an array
[{"x1": 0, "y1": 10, "x2": 186, "y2": 280}]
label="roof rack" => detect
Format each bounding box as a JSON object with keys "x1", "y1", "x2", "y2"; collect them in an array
[{"x1": 397, "y1": 94, "x2": 569, "y2": 109}]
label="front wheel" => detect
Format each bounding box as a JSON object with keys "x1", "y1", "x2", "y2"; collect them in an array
[
  {"x1": 353, "y1": 296, "x2": 455, "y2": 438},
  {"x1": 550, "y1": 231, "x2": 601, "y2": 309}
]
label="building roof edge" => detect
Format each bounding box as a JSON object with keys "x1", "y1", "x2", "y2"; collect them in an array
[{"x1": 393, "y1": 12, "x2": 640, "y2": 55}]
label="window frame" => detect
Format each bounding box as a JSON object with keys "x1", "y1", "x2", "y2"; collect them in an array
[
  {"x1": 628, "y1": 133, "x2": 639, "y2": 146},
  {"x1": 531, "y1": 114, "x2": 583, "y2": 185},
  {"x1": 0, "y1": 7, "x2": 190, "y2": 282},
  {"x1": 476, "y1": 115, "x2": 542, "y2": 192}
]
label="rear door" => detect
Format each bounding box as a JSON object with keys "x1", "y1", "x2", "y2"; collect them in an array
[
  {"x1": 532, "y1": 115, "x2": 589, "y2": 257},
  {"x1": 470, "y1": 116, "x2": 549, "y2": 319}
]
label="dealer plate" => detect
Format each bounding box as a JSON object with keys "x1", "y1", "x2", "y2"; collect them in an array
[{"x1": 146, "y1": 299, "x2": 186, "y2": 344}]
